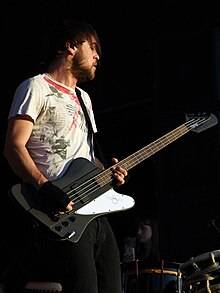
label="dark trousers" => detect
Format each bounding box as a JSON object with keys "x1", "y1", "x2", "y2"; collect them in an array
[{"x1": 33, "y1": 216, "x2": 122, "y2": 293}]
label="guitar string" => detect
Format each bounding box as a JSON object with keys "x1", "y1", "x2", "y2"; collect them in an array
[
  {"x1": 67, "y1": 116, "x2": 207, "y2": 207},
  {"x1": 66, "y1": 116, "x2": 208, "y2": 209}
]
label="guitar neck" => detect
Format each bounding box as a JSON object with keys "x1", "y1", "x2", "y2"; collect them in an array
[
  {"x1": 95, "y1": 112, "x2": 218, "y2": 187},
  {"x1": 96, "y1": 122, "x2": 189, "y2": 186}
]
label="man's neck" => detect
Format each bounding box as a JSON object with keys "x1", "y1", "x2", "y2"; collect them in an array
[{"x1": 47, "y1": 61, "x2": 77, "y2": 89}]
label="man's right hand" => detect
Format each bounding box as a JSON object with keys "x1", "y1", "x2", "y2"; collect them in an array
[{"x1": 38, "y1": 181, "x2": 73, "y2": 213}]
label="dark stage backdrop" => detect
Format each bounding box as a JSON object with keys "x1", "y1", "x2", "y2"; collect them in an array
[
  {"x1": 141, "y1": 25, "x2": 220, "y2": 263},
  {"x1": 102, "y1": 25, "x2": 220, "y2": 264},
  {"x1": 1, "y1": 3, "x2": 220, "y2": 282}
]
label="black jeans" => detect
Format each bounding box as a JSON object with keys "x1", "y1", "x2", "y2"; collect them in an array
[{"x1": 35, "y1": 216, "x2": 122, "y2": 293}]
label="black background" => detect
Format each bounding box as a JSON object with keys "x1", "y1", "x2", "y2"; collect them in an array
[{"x1": 2, "y1": 0, "x2": 220, "y2": 282}]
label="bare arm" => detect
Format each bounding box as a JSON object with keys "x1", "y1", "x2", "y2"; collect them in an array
[
  {"x1": 4, "y1": 116, "x2": 47, "y2": 189},
  {"x1": 4, "y1": 116, "x2": 74, "y2": 212},
  {"x1": 4, "y1": 117, "x2": 125, "y2": 211}
]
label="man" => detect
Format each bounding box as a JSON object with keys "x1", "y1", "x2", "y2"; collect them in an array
[{"x1": 4, "y1": 19, "x2": 128, "y2": 293}]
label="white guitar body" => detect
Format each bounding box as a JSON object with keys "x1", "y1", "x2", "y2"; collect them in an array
[{"x1": 76, "y1": 188, "x2": 135, "y2": 215}]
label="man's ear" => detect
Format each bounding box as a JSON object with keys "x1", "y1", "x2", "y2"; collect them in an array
[{"x1": 66, "y1": 40, "x2": 76, "y2": 50}]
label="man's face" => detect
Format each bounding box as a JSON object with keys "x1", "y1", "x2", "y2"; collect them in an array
[{"x1": 72, "y1": 38, "x2": 100, "y2": 84}]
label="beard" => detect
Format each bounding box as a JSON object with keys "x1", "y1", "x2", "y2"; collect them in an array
[{"x1": 71, "y1": 51, "x2": 96, "y2": 84}]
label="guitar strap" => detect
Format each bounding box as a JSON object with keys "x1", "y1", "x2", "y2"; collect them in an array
[{"x1": 75, "y1": 88, "x2": 110, "y2": 168}]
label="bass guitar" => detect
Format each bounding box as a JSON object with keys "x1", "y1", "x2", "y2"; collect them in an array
[{"x1": 10, "y1": 113, "x2": 218, "y2": 243}]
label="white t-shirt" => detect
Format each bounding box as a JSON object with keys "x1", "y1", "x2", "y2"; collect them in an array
[{"x1": 8, "y1": 73, "x2": 97, "y2": 181}]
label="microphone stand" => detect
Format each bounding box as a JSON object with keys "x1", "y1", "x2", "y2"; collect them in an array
[
  {"x1": 211, "y1": 219, "x2": 220, "y2": 234},
  {"x1": 135, "y1": 258, "x2": 139, "y2": 293},
  {"x1": 160, "y1": 259, "x2": 165, "y2": 292}
]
